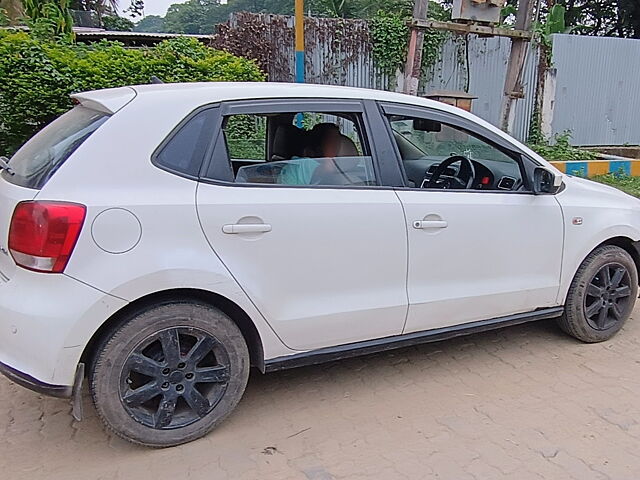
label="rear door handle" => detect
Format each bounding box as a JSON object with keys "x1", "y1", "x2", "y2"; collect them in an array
[
  {"x1": 222, "y1": 223, "x2": 272, "y2": 234},
  {"x1": 413, "y1": 220, "x2": 448, "y2": 229}
]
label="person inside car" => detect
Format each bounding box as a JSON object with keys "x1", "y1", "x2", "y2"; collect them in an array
[{"x1": 279, "y1": 123, "x2": 342, "y2": 185}]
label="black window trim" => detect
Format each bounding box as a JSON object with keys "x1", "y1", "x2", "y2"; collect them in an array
[
  {"x1": 197, "y1": 97, "x2": 401, "y2": 190},
  {"x1": 378, "y1": 101, "x2": 542, "y2": 195},
  {"x1": 151, "y1": 103, "x2": 221, "y2": 181}
]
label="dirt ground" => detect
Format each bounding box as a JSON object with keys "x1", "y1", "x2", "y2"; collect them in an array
[{"x1": 3, "y1": 307, "x2": 640, "y2": 480}]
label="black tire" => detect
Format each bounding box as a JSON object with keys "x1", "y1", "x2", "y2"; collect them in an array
[
  {"x1": 90, "y1": 302, "x2": 249, "y2": 447},
  {"x1": 558, "y1": 245, "x2": 638, "y2": 343}
]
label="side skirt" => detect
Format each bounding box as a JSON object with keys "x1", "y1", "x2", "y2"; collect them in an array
[{"x1": 264, "y1": 307, "x2": 564, "y2": 373}]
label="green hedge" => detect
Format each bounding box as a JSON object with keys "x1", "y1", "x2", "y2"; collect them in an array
[{"x1": 0, "y1": 32, "x2": 265, "y2": 156}]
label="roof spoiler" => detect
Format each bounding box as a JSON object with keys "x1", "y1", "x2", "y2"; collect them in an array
[{"x1": 70, "y1": 86, "x2": 137, "y2": 115}]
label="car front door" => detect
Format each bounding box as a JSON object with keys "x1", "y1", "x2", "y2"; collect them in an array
[
  {"x1": 379, "y1": 102, "x2": 564, "y2": 334},
  {"x1": 195, "y1": 99, "x2": 408, "y2": 351}
]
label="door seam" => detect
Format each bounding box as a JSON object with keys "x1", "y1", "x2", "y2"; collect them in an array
[
  {"x1": 193, "y1": 181, "x2": 301, "y2": 351},
  {"x1": 393, "y1": 188, "x2": 411, "y2": 334}
]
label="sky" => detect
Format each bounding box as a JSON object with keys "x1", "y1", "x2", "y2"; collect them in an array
[{"x1": 138, "y1": 0, "x2": 184, "y2": 17}]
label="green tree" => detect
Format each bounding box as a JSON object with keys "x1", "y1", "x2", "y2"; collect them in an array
[
  {"x1": 162, "y1": 0, "x2": 293, "y2": 34},
  {"x1": 163, "y1": 0, "x2": 220, "y2": 34},
  {"x1": 102, "y1": 13, "x2": 132, "y2": 29},
  {"x1": 440, "y1": 0, "x2": 639, "y2": 38},
  {"x1": 134, "y1": 13, "x2": 164, "y2": 32},
  {"x1": 309, "y1": 0, "x2": 413, "y2": 19}
]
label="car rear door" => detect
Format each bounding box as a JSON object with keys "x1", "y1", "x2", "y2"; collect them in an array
[{"x1": 195, "y1": 99, "x2": 408, "y2": 351}]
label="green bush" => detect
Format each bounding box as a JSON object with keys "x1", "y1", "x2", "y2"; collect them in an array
[
  {"x1": 0, "y1": 32, "x2": 265, "y2": 156},
  {"x1": 527, "y1": 130, "x2": 598, "y2": 162},
  {"x1": 592, "y1": 174, "x2": 640, "y2": 198}
]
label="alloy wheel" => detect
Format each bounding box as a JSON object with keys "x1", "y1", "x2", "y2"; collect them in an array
[
  {"x1": 584, "y1": 263, "x2": 632, "y2": 331},
  {"x1": 119, "y1": 327, "x2": 230, "y2": 429}
]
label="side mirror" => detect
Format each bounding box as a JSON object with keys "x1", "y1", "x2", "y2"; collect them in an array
[{"x1": 533, "y1": 167, "x2": 562, "y2": 194}]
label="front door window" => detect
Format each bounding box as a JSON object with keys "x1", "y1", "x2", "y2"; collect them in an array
[{"x1": 386, "y1": 115, "x2": 525, "y2": 191}]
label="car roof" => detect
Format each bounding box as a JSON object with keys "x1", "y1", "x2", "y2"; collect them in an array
[
  {"x1": 131, "y1": 81, "x2": 438, "y2": 105},
  {"x1": 78, "y1": 82, "x2": 454, "y2": 113}
]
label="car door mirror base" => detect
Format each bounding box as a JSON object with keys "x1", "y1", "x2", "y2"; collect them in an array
[{"x1": 533, "y1": 167, "x2": 562, "y2": 195}]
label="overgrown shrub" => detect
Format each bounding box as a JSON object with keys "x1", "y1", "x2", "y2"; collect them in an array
[
  {"x1": 527, "y1": 131, "x2": 599, "y2": 161},
  {"x1": 0, "y1": 32, "x2": 265, "y2": 155}
]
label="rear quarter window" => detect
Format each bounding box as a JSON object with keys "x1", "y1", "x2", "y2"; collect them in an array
[
  {"x1": 152, "y1": 107, "x2": 219, "y2": 179},
  {"x1": 2, "y1": 106, "x2": 110, "y2": 190}
]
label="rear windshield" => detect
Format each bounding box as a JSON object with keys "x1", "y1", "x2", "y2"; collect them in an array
[{"x1": 2, "y1": 106, "x2": 110, "y2": 189}]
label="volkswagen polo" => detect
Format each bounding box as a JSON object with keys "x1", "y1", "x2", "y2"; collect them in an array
[{"x1": 1, "y1": 83, "x2": 638, "y2": 447}]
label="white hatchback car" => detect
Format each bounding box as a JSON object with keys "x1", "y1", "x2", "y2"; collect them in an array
[{"x1": 1, "y1": 82, "x2": 639, "y2": 447}]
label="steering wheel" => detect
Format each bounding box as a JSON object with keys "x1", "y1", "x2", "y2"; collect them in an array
[{"x1": 425, "y1": 155, "x2": 476, "y2": 190}]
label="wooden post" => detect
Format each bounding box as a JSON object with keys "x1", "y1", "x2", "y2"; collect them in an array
[
  {"x1": 499, "y1": 0, "x2": 535, "y2": 133},
  {"x1": 403, "y1": 0, "x2": 429, "y2": 95}
]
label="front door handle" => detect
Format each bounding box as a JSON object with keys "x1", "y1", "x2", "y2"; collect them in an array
[
  {"x1": 413, "y1": 220, "x2": 448, "y2": 230},
  {"x1": 222, "y1": 223, "x2": 272, "y2": 234}
]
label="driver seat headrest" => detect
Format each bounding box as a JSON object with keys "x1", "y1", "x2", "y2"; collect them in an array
[
  {"x1": 271, "y1": 124, "x2": 305, "y2": 161},
  {"x1": 337, "y1": 134, "x2": 359, "y2": 157}
]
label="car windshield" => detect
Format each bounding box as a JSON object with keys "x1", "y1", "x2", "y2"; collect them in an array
[{"x1": 2, "y1": 106, "x2": 110, "y2": 189}]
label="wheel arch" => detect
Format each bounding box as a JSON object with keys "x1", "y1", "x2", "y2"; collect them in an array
[
  {"x1": 597, "y1": 236, "x2": 640, "y2": 284},
  {"x1": 80, "y1": 288, "x2": 265, "y2": 374}
]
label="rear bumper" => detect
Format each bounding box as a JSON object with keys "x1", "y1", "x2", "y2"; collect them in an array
[
  {"x1": 0, "y1": 360, "x2": 72, "y2": 398},
  {"x1": 0, "y1": 267, "x2": 127, "y2": 389}
]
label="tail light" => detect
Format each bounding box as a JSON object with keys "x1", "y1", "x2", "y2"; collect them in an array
[{"x1": 9, "y1": 201, "x2": 86, "y2": 273}]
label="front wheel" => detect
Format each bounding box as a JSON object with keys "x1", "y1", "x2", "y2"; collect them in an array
[
  {"x1": 558, "y1": 245, "x2": 638, "y2": 343},
  {"x1": 90, "y1": 302, "x2": 250, "y2": 447}
]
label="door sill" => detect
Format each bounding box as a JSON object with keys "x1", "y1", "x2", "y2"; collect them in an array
[{"x1": 264, "y1": 307, "x2": 564, "y2": 373}]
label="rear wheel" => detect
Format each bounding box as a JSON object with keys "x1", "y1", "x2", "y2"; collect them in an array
[
  {"x1": 90, "y1": 302, "x2": 249, "y2": 447},
  {"x1": 558, "y1": 245, "x2": 638, "y2": 343}
]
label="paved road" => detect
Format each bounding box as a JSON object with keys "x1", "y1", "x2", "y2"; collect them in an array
[{"x1": 3, "y1": 307, "x2": 640, "y2": 480}]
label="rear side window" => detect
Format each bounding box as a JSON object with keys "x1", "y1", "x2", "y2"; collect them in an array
[
  {"x1": 213, "y1": 111, "x2": 376, "y2": 187},
  {"x1": 3, "y1": 106, "x2": 110, "y2": 190},
  {"x1": 153, "y1": 108, "x2": 218, "y2": 178}
]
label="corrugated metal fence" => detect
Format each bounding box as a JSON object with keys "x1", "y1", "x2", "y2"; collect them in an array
[
  {"x1": 226, "y1": 13, "x2": 538, "y2": 142},
  {"x1": 222, "y1": 14, "x2": 640, "y2": 146},
  {"x1": 422, "y1": 35, "x2": 538, "y2": 143},
  {"x1": 551, "y1": 34, "x2": 640, "y2": 146}
]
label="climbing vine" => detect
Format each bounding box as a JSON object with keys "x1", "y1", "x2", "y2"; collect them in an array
[
  {"x1": 529, "y1": 5, "x2": 569, "y2": 147},
  {"x1": 419, "y1": 2, "x2": 450, "y2": 82},
  {"x1": 532, "y1": 4, "x2": 567, "y2": 65},
  {"x1": 369, "y1": 11, "x2": 409, "y2": 77},
  {"x1": 369, "y1": 3, "x2": 450, "y2": 86},
  {"x1": 214, "y1": 10, "x2": 453, "y2": 91}
]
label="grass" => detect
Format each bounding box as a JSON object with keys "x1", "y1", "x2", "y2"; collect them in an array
[{"x1": 591, "y1": 174, "x2": 640, "y2": 198}]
